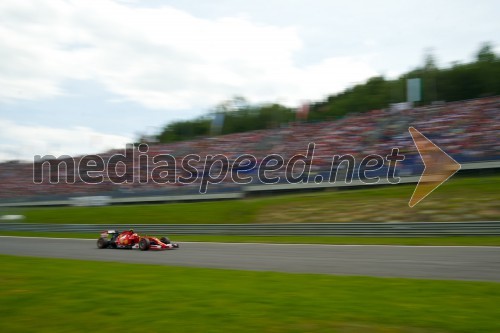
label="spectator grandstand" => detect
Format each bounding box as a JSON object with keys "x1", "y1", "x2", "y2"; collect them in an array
[{"x1": 0, "y1": 96, "x2": 498, "y2": 201}]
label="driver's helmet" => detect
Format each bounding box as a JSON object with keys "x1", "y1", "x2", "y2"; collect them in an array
[{"x1": 129, "y1": 229, "x2": 134, "y2": 233}]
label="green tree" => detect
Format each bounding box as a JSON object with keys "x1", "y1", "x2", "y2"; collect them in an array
[{"x1": 476, "y1": 42, "x2": 497, "y2": 63}]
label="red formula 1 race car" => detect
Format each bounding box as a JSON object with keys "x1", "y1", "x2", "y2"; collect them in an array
[{"x1": 97, "y1": 229, "x2": 179, "y2": 251}]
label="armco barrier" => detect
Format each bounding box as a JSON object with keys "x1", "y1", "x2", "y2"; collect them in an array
[{"x1": 1, "y1": 222, "x2": 500, "y2": 236}]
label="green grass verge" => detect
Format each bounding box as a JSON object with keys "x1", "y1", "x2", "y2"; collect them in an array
[
  {"x1": 1, "y1": 175, "x2": 499, "y2": 224},
  {"x1": 1, "y1": 255, "x2": 499, "y2": 333},
  {"x1": 2, "y1": 231, "x2": 500, "y2": 246}
]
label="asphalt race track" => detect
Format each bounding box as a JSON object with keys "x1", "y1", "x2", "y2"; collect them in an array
[{"x1": 1, "y1": 236, "x2": 500, "y2": 282}]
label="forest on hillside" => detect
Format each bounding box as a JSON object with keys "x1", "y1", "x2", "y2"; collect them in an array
[{"x1": 156, "y1": 43, "x2": 500, "y2": 144}]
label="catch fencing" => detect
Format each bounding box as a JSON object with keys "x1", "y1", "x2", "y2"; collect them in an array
[{"x1": 1, "y1": 221, "x2": 500, "y2": 236}]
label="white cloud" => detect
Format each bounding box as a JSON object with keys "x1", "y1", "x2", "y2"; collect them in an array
[
  {"x1": 0, "y1": 118, "x2": 132, "y2": 162},
  {"x1": 0, "y1": 0, "x2": 378, "y2": 108}
]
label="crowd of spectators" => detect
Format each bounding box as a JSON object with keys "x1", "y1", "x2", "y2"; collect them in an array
[{"x1": 0, "y1": 96, "x2": 498, "y2": 200}]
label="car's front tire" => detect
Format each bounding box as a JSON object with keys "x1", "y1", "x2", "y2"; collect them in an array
[
  {"x1": 160, "y1": 237, "x2": 171, "y2": 244},
  {"x1": 139, "y1": 238, "x2": 150, "y2": 251}
]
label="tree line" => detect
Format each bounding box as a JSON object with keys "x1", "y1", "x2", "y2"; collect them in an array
[{"x1": 156, "y1": 43, "x2": 499, "y2": 143}]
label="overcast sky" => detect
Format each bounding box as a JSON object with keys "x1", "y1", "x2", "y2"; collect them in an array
[{"x1": 1, "y1": 0, "x2": 499, "y2": 162}]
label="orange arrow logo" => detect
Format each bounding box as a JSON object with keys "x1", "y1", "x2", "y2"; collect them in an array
[{"x1": 408, "y1": 127, "x2": 461, "y2": 207}]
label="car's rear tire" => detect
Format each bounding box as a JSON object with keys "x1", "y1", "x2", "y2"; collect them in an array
[
  {"x1": 97, "y1": 237, "x2": 109, "y2": 249},
  {"x1": 139, "y1": 238, "x2": 150, "y2": 251},
  {"x1": 160, "y1": 237, "x2": 171, "y2": 244}
]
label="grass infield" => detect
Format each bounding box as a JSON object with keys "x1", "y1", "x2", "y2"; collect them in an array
[{"x1": 1, "y1": 254, "x2": 500, "y2": 332}]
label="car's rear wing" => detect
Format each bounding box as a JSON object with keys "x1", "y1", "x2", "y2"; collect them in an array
[{"x1": 100, "y1": 230, "x2": 118, "y2": 238}]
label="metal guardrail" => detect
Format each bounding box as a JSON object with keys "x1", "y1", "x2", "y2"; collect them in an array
[
  {"x1": 1, "y1": 222, "x2": 500, "y2": 236},
  {"x1": 0, "y1": 192, "x2": 244, "y2": 208}
]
